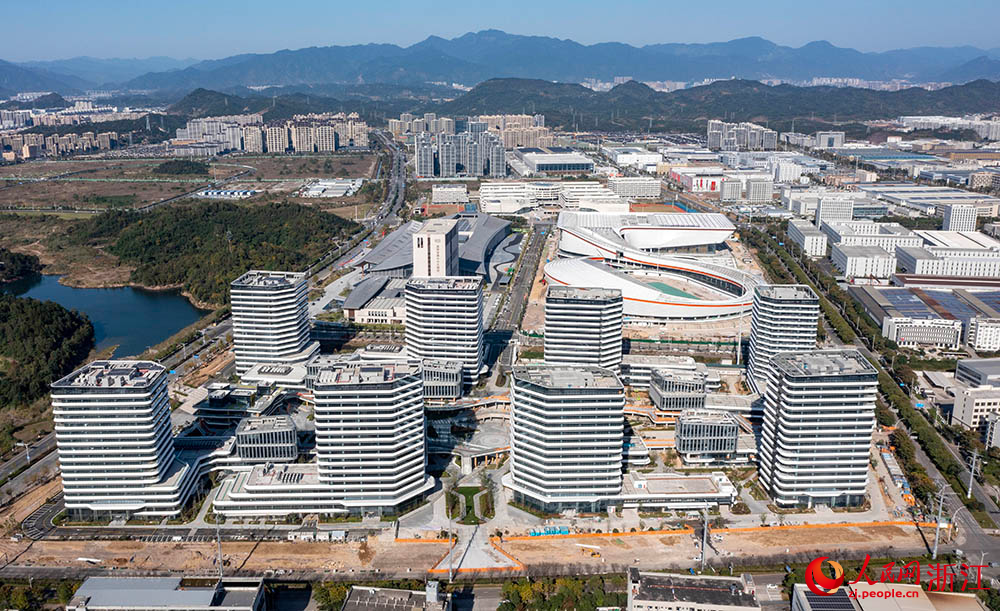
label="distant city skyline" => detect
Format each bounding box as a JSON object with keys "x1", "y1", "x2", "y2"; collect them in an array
[{"x1": 4, "y1": 0, "x2": 1000, "y2": 63}]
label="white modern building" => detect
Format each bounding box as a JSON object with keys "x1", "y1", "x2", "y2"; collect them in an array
[
  {"x1": 52, "y1": 360, "x2": 199, "y2": 519},
  {"x1": 831, "y1": 244, "x2": 896, "y2": 280},
  {"x1": 313, "y1": 361, "x2": 431, "y2": 510},
  {"x1": 896, "y1": 247, "x2": 1000, "y2": 278},
  {"x1": 968, "y1": 317, "x2": 1000, "y2": 352},
  {"x1": 404, "y1": 277, "x2": 485, "y2": 385},
  {"x1": 431, "y1": 184, "x2": 469, "y2": 205},
  {"x1": 820, "y1": 221, "x2": 923, "y2": 254},
  {"x1": 758, "y1": 350, "x2": 877, "y2": 508},
  {"x1": 506, "y1": 365, "x2": 625, "y2": 512},
  {"x1": 544, "y1": 286, "x2": 623, "y2": 372},
  {"x1": 412, "y1": 218, "x2": 459, "y2": 278},
  {"x1": 813, "y1": 131, "x2": 845, "y2": 148},
  {"x1": 745, "y1": 285, "x2": 820, "y2": 401},
  {"x1": 883, "y1": 317, "x2": 963, "y2": 349},
  {"x1": 605, "y1": 146, "x2": 662, "y2": 169},
  {"x1": 608, "y1": 176, "x2": 661, "y2": 199},
  {"x1": 231, "y1": 270, "x2": 318, "y2": 375},
  {"x1": 746, "y1": 179, "x2": 773, "y2": 203},
  {"x1": 649, "y1": 369, "x2": 708, "y2": 415},
  {"x1": 212, "y1": 361, "x2": 433, "y2": 517},
  {"x1": 787, "y1": 219, "x2": 828, "y2": 258},
  {"x1": 814, "y1": 197, "x2": 854, "y2": 226},
  {"x1": 943, "y1": 204, "x2": 978, "y2": 232}
]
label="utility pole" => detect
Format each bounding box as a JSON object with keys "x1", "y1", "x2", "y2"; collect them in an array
[
  {"x1": 967, "y1": 450, "x2": 980, "y2": 500},
  {"x1": 215, "y1": 519, "x2": 223, "y2": 581},
  {"x1": 446, "y1": 482, "x2": 454, "y2": 584},
  {"x1": 701, "y1": 505, "x2": 709, "y2": 571},
  {"x1": 932, "y1": 483, "x2": 947, "y2": 560},
  {"x1": 15, "y1": 442, "x2": 30, "y2": 465}
]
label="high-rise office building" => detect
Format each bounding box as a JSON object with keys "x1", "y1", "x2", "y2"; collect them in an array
[
  {"x1": 230, "y1": 270, "x2": 317, "y2": 375},
  {"x1": 52, "y1": 360, "x2": 197, "y2": 518},
  {"x1": 412, "y1": 219, "x2": 459, "y2": 278},
  {"x1": 313, "y1": 360, "x2": 431, "y2": 510},
  {"x1": 942, "y1": 203, "x2": 977, "y2": 232},
  {"x1": 758, "y1": 350, "x2": 876, "y2": 507},
  {"x1": 404, "y1": 277, "x2": 485, "y2": 386},
  {"x1": 507, "y1": 365, "x2": 625, "y2": 512},
  {"x1": 746, "y1": 284, "x2": 820, "y2": 403},
  {"x1": 415, "y1": 133, "x2": 434, "y2": 178},
  {"x1": 544, "y1": 286, "x2": 623, "y2": 371}
]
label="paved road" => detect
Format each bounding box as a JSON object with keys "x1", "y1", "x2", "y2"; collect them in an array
[{"x1": 0, "y1": 434, "x2": 55, "y2": 483}]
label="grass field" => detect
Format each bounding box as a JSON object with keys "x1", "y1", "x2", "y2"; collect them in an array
[
  {"x1": 0, "y1": 178, "x2": 197, "y2": 210},
  {"x1": 240, "y1": 154, "x2": 377, "y2": 180}
]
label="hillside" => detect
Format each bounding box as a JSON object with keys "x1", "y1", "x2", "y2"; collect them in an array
[
  {"x1": 0, "y1": 92, "x2": 69, "y2": 110},
  {"x1": 117, "y1": 30, "x2": 1000, "y2": 91},
  {"x1": 435, "y1": 78, "x2": 1000, "y2": 132},
  {"x1": 166, "y1": 88, "x2": 416, "y2": 123},
  {"x1": 61, "y1": 201, "x2": 360, "y2": 305},
  {"x1": 16, "y1": 56, "x2": 197, "y2": 87},
  {"x1": 0, "y1": 59, "x2": 90, "y2": 94},
  {"x1": 942, "y1": 56, "x2": 1000, "y2": 83}
]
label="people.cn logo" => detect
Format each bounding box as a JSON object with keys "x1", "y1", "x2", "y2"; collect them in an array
[{"x1": 806, "y1": 556, "x2": 845, "y2": 596}]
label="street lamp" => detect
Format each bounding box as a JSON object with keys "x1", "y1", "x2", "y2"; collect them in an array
[{"x1": 15, "y1": 442, "x2": 31, "y2": 465}]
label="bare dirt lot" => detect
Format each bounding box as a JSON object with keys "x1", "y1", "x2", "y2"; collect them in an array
[
  {"x1": 499, "y1": 524, "x2": 928, "y2": 571},
  {"x1": 0, "y1": 178, "x2": 197, "y2": 210},
  {"x1": 241, "y1": 154, "x2": 377, "y2": 180},
  {"x1": 1, "y1": 537, "x2": 449, "y2": 574},
  {"x1": 629, "y1": 202, "x2": 684, "y2": 213}
]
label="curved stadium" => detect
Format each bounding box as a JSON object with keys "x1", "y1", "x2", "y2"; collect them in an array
[{"x1": 544, "y1": 212, "x2": 761, "y2": 322}]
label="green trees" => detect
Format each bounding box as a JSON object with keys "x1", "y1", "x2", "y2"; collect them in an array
[
  {"x1": 498, "y1": 575, "x2": 627, "y2": 611},
  {"x1": 153, "y1": 160, "x2": 210, "y2": 175},
  {"x1": 63, "y1": 201, "x2": 359, "y2": 305},
  {"x1": 0, "y1": 247, "x2": 42, "y2": 283},
  {"x1": 0, "y1": 294, "x2": 94, "y2": 413}
]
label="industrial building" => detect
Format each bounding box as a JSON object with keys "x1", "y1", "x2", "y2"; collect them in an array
[
  {"x1": 759, "y1": 350, "x2": 877, "y2": 508},
  {"x1": 831, "y1": 244, "x2": 896, "y2": 280},
  {"x1": 858, "y1": 182, "x2": 1000, "y2": 217},
  {"x1": 943, "y1": 203, "x2": 978, "y2": 232},
  {"x1": 848, "y1": 286, "x2": 964, "y2": 349},
  {"x1": 787, "y1": 219, "x2": 828, "y2": 258},
  {"x1": 544, "y1": 286, "x2": 623, "y2": 372},
  {"x1": 230, "y1": 270, "x2": 318, "y2": 375},
  {"x1": 820, "y1": 221, "x2": 922, "y2": 254}
]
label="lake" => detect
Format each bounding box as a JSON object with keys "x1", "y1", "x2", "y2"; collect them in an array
[{"x1": 3, "y1": 274, "x2": 210, "y2": 357}]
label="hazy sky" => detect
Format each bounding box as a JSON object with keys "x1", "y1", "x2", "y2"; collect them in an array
[{"x1": 6, "y1": 0, "x2": 1000, "y2": 62}]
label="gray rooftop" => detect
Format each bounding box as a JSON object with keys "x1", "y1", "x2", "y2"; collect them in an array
[
  {"x1": 315, "y1": 361, "x2": 421, "y2": 386},
  {"x1": 236, "y1": 415, "x2": 294, "y2": 434},
  {"x1": 417, "y1": 218, "x2": 458, "y2": 235},
  {"x1": 406, "y1": 276, "x2": 482, "y2": 291},
  {"x1": 772, "y1": 350, "x2": 877, "y2": 378},
  {"x1": 833, "y1": 244, "x2": 895, "y2": 258},
  {"x1": 70, "y1": 577, "x2": 261, "y2": 610},
  {"x1": 755, "y1": 284, "x2": 818, "y2": 302},
  {"x1": 231, "y1": 269, "x2": 303, "y2": 288},
  {"x1": 957, "y1": 358, "x2": 1000, "y2": 381},
  {"x1": 53, "y1": 360, "x2": 164, "y2": 389},
  {"x1": 342, "y1": 586, "x2": 447, "y2": 611},
  {"x1": 546, "y1": 285, "x2": 622, "y2": 302},
  {"x1": 342, "y1": 276, "x2": 389, "y2": 310},
  {"x1": 628, "y1": 569, "x2": 758, "y2": 608},
  {"x1": 513, "y1": 365, "x2": 623, "y2": 390}
]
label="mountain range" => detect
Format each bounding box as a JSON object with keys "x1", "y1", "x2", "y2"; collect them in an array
[
  {"x1": 3, "y1": 31, "x2": 1000, "y2": 95},
  {"x1": 165, "y1": 78, "x2": 1000, "y2": 135}
]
